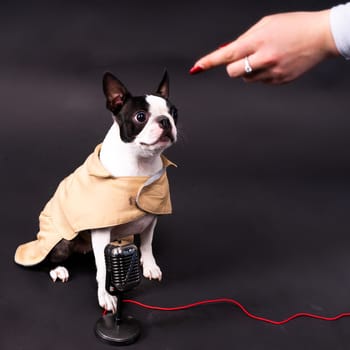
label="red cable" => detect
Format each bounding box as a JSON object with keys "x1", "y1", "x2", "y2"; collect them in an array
[{"x1": 119, "y1": 298, "x2": 350, "y2": 325}]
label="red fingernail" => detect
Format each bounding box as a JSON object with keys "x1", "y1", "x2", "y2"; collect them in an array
[
  {"x1": 189, "y1": 65, "x2": 204, "y2": 75},
  {"x1": 218, "y1": 42, "x2": 230, "y2": 48}
]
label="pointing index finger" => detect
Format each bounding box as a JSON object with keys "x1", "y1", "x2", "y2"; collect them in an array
[{"x1": 190, "y1": 40, "x2": 251, "y2": 74}]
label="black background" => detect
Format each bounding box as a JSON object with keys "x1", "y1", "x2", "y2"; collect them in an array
[{"x1": 2, "y1": 0, "x2": 350, "y2": 349}]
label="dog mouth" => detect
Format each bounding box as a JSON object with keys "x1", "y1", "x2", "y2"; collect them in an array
[{"x1": 140, "y1": 132, "x2": 175, "y2": 147}]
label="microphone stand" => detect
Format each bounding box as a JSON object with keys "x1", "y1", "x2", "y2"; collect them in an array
[{"x1": 95, "y1": 291, "x2": 140, "y2": 345}]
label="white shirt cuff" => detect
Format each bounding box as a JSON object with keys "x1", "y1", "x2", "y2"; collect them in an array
[{"x1": 330, "y1": 3, "x2": 350, "y2": 59}]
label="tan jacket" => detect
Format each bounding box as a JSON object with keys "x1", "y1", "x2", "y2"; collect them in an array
[{"x1": 15, "y1": 144, "x2": 175, "y2": 266}]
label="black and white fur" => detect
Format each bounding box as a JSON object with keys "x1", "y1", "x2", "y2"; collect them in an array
[{"x1": 49, "y1": 71, "x2": 177, "y2": 312}]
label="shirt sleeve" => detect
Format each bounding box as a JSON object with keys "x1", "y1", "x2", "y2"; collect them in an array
[{"x1": 330, "y1": 3, "x2": 350, "y2": 59}]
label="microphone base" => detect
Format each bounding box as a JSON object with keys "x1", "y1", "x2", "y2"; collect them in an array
[{"x1": 95, "y1": 314, "x2": 141, "y2": 345}]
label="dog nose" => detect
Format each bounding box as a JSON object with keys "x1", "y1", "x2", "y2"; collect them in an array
[{"x1": 158, "y1": 117, "x2": 171, "y2": 130}]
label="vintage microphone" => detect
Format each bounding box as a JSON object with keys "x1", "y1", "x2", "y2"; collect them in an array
[{"x1": 95, "y1": 241, "x2": 142, "y2": 345}]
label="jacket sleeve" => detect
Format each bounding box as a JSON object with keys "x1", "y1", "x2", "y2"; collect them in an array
[{"x1": 330, "y1": 3, "x2": 350, "y2": 59}]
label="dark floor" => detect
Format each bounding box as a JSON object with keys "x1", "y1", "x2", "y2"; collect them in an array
[{"x1": 2, "y1": 0, "x2": 350, "y2": 349}]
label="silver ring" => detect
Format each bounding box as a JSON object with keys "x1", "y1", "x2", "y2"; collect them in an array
[{"x1": 244, "y1": 56, "x2": 253, "y2": 74}]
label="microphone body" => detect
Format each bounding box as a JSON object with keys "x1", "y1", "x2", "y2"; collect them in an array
[
  {"x1": 95, "y1": 242, "x2": 142, "y2": 345},
  {"x1": 104, "y1": 243, "x2": 141, "y2": 294}
]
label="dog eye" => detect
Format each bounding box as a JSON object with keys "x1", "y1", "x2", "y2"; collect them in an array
[
  {"x1": 170, "y1": 107, "x2": 178, "y2": 121},
  {"x1": 135, "y1": 111, "x2": 147, "y2": 123}
]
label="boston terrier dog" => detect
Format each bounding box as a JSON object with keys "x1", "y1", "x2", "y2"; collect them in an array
[{"x1": 14, "y1": 71, "x2": 177, "y2": 312}]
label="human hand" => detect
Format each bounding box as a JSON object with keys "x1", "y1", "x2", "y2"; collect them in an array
[{"x1": 190, "y1": 10, "x2": 339, "y2": 84}]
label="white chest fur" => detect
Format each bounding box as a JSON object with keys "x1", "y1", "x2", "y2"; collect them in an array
[{"x1": 110, "y1": 214, "x2": 155, "y2": 241}]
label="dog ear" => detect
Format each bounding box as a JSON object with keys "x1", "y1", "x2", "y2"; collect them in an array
[
  {"x1": 156, "y1": 70, "x2": 169, "y2": 99},
  {"x1": 103, "y1": 72, "x2": 131, "y2": 112}
]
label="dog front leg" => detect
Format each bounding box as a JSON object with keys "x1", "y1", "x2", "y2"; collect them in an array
[
  {"x1": 91, "y1": 228, "x2": 117, "y2": 312},
  {"x1": 140, "y1": 217, "x2": 162, "y2": 281}
]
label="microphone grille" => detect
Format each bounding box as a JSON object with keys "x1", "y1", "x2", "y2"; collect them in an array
[{"x1": 105, "y1": 243, "x2": 141, "y2": 294}]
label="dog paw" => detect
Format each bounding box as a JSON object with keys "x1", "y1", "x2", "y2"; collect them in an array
[
  {"x1": 50, "y1": 266, "x2": 69, "y2": 283},
  {"x1": 98, "y1": 288, "x2": 117, "y2": 313},
  {"x1": 141, "y1": 257, "x2": 162, "y2": 281}
]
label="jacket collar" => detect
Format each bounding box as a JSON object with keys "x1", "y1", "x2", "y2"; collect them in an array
[{"x1": 86, "y1": 144, "x2": 176, "y2": 179}]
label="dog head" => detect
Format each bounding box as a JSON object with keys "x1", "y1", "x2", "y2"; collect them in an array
[{"x1": 103, "y1": 71, "x2": 177, "y2": 156}]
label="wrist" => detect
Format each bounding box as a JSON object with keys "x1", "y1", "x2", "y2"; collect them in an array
[{"x1": 319, "y1": 9, "x2": 340, "y2": 57}]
